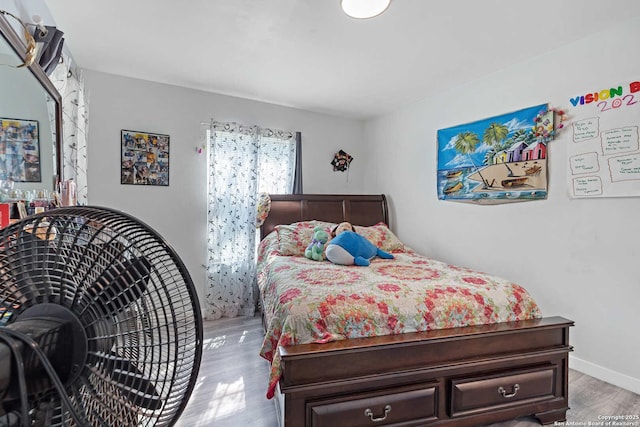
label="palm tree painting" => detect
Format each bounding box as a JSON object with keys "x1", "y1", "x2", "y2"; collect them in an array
[
  {"x1": 453, "y1": 131, "x2": 489, "y2": 189},
  {"x1": 437, "y1": 104, "x2": 550, "y2": 204},
  {"x1": 483, "y1": 122, "x2": 510, "y2": 146}
]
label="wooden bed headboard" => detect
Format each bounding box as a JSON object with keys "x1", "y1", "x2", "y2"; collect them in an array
[{"x1": 260, "y1": 194, "x2": 388, "y2": 240}]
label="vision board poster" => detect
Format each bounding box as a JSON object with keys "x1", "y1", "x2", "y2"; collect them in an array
[
  {"x1": 567, "y1": 80, "x2": 640, "y2": 198},
  {"x1": 437, "y1": 104, "x2": 550, "y2": 204}
]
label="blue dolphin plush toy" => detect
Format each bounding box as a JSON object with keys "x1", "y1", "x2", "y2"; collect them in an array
[{"x1": 325, "y1": 231, "x2": 394, "y2": 266}]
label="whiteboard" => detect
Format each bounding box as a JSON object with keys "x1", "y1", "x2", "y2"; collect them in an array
[{"x1": 567, "y1": 79, "x2": 640, "y2": 198}]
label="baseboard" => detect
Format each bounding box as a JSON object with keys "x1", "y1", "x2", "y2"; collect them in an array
[{"x1": 570, "y1": 355, "x2": 640, "y2": 395}]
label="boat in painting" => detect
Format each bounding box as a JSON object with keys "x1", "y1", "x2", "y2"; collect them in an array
[
  {"x1": 443, "y1": 181, "x2": 463, "y2": 194},
  {"x1": 445, "y1": 170, "x2": 463, "y2": 179},
  {"x1": 501, "y1": 177, "x2": 529, "y2": 188},
  {"x1": 525, "y1": 165, "x2": 542, "y2": 175}
]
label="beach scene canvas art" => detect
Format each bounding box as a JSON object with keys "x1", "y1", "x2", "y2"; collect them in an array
[{"x1": 437, "y1": 104, "x2": 551, "y2": 204}]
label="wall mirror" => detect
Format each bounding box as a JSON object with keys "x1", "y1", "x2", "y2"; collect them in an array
[{"x1": 0, "y1": 13, "x2": 62, "y2": 207}]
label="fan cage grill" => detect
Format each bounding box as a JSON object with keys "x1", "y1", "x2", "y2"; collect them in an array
[{"x1": 0, "y1": 206, "x2": 202, "y2": 427}]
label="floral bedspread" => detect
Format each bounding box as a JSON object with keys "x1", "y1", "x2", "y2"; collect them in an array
[{"x1": 257, "y1": 233, "x2": 541, "y2": 399}]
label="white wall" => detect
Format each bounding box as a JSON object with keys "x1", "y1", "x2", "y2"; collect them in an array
[
  {"x1": 83, "y1": 70, "x2": 365, "y2": 311},
  {"x1": 364, "y1": 19, "x2": 640, "y2": 393}
]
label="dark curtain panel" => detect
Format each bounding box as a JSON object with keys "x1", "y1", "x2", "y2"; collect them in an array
[
  {"x1": 34, "y1": 26, "x2": 65, "y2": 75},
  {"x1": 292, "y1": 131, "x2": 303, "y2": 194}
]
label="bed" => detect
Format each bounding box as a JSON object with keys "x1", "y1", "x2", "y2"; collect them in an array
[{"x1": 258, "y1": 194, "x2": 573, "y2": 427}]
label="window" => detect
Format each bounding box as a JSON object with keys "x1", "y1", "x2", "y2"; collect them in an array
[{"x1": 203, "y1": 122, "x2": 299, "y2": 319}]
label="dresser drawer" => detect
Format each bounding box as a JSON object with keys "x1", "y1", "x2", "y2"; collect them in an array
[
  {"x1": 450, "y1": 365, "x2": 557, "y2": 417},
  {"x1": 308, "y1": 383, "x2": 438, "y2": 427}
]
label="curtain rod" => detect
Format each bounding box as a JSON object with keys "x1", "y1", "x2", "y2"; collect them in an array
[{"x1": 202, "y1": 120, "x2": 299, "y2": 136}]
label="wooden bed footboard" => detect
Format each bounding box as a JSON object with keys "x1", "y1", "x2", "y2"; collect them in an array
[{"x1": 276, "y1": 316, "x2": 573, "y2": 427}]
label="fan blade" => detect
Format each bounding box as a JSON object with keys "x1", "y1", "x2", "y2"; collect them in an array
[
  {"x1": 0, "y1": 232, "x2": 51, "y2": 309},
  {"x1": 85, "y1": 257, "x2": 151, "y2": 317},
  {"x1": 103, "y1": 352, "x2": 162, "y2": 411}
]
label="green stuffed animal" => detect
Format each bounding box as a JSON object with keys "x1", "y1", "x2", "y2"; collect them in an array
[{"x1": 304, "y1": 226, "x2": 330, "y2": 261}]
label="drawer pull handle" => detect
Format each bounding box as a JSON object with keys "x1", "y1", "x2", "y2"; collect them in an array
[
  {"x1": 364, "y1": 405, "x2": 392, "y2": 422},
  {"x1": 498, "y1": 383, "x2": 520, "y2": 398}
]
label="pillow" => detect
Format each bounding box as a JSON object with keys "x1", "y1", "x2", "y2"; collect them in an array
[
  {"x1": 354, "y1": 222, "x2": 405, "y2": 253},
  {"x1": 275, "y1": 220, "x2": 336, "y2": 256},
  {"x1": 255, "y1": 192, "x2": 271, "y2": 228}
]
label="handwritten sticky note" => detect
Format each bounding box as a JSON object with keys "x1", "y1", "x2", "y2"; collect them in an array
[
  {"x1": 569, "y1": 152, "x2": 600, "y2": 175},
  {"x1": 572, "y1": 176, "x2": 603, "y2": 197},
  {"x1": 601, "y1": 126, "x2": 639, "y2": 155},
  {"x1": 608, "y1": 153, "x2": 640, "y2": 182},
  {"x1": 573, "y1": 118, "x2": 599, "y2": 142}
]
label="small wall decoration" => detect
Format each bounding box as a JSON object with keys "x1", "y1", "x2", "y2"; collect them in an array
[
  {"x1": 331, "y1": 149, "x2": 353, "y2": 172},
  {"x1": 121, "y1": 129, "x2": 169, "y2": 186},
  {"x1": 0, "y1": 117, "x2": 41, "y2": 182},
  {"x1": 437, "y1": 104, "x2": 559, "y2": 204}
]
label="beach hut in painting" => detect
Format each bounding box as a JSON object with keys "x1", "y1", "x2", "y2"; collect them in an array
[
  {"x1": 494, "y1": 150, "x2": 508, "y2": 164},
  {"x1": 506, "y1": 141, "x2": 528, "y2": 163},
  {"x1": 522, "y1": 140, "x2": 547, "y2": 161}
]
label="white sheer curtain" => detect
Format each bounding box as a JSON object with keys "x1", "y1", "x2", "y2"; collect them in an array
[
  {"x1": 48, "y1": 56, "x2": 89, "y2": 204},
  {"x1": 204, "y1": 121, "x2": 296, "y2": 319}
]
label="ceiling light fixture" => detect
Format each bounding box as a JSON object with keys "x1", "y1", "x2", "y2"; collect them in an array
[{"x1": 341, "y1": 0, "x2": 391, "y2": 19}]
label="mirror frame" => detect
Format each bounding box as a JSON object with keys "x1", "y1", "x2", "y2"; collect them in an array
[{"x1": 0, "y1": 13, "x2": 63, "y2": 186}]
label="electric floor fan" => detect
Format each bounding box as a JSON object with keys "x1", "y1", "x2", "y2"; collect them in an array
[{"x1": 0, "y1": 206, "x2": 203, "y2": 426}]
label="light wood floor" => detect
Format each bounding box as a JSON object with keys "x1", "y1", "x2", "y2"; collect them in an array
[{"x1": 175, "y1": 316, "x2": 640, "y2": 427}]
